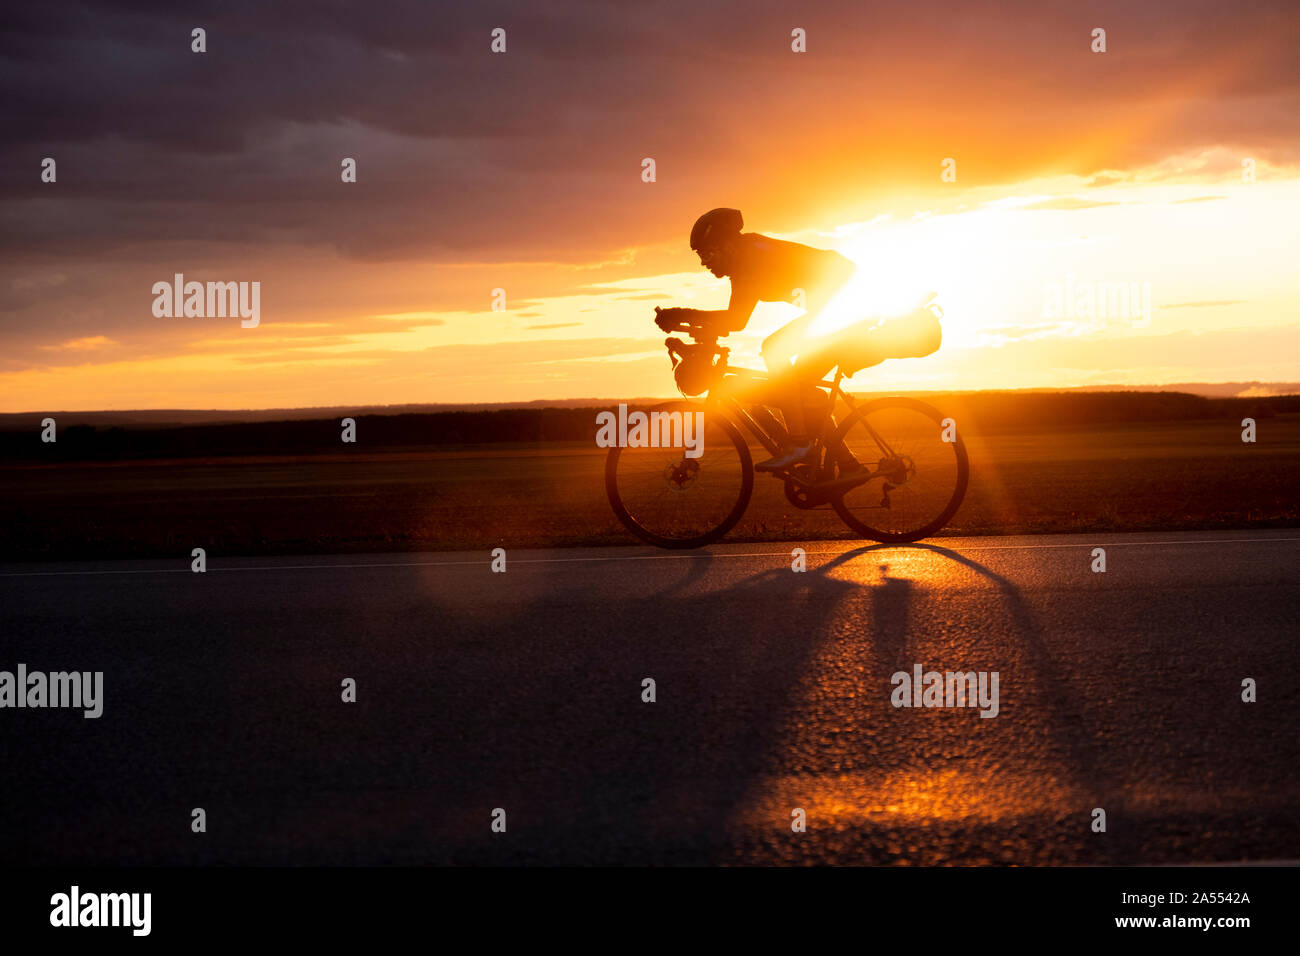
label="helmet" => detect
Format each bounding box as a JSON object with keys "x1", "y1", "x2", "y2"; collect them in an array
[{"x1": 689, "y1": 208, "x2": 743, "y2": 252}]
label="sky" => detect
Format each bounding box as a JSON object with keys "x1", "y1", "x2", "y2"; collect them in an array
[{"x1": 1, "y1": 0, "x2": 1298, "y2": 410}]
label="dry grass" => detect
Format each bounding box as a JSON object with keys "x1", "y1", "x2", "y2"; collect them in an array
[{"x1": 2, "y1": 415, "x2": 1297, "y2": 561}]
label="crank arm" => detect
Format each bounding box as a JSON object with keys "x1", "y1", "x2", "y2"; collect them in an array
[{"x1": 787, "y1": 468, "x2": 881, "y2": 493}]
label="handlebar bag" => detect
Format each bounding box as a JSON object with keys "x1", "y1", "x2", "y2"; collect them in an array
[{"x1": 673, "y1": 345, "x2": 725, "y2": 396}]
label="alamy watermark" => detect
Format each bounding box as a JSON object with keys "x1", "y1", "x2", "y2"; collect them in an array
[
  {"x1": 1042, "y1": 274, "x2": 1152, "y2": 328},
  {"x1": 50, "y1": 886, "x2": 150, "y2": 936},
  {"x1": 0, "y1": 664, "x2": 103, "y2": 718},
  {"x1": 595, "y1": 404, "x2": 705, "y2": 458},
  {"x1": 152, "y1": 273, "x2": 260, "y2": 328},
  {"x1": 891, "y1": 664, "x2": 999, "y2": 717}
]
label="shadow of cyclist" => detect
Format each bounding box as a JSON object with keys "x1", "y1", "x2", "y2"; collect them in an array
[
  {"x1": 66, "y1": 539, "x2": 1121, "y2": 867},
  {"x1": 813, "y1": 541, "x2": 1123, "y2": 862},
  {"x1": 362, "y1": 539, "x2": 1125, "y2": 866}
]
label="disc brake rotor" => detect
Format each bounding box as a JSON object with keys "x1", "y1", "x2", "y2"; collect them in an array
[{"x1": 663, "y1": 458, "x2": 701, "y2": 490}]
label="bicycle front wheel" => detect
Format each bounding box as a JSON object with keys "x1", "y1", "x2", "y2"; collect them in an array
[
  {"x1": 828, "y1": 397, "x2": 968, "y2": 542},
  {"x1": 605, "y1": 401, "x2": 753, "y2": 549}
]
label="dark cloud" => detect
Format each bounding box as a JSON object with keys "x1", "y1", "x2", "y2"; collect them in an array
[
  {"x1": 2, "y1": 0, "x2": 1297, "y2": 270},
  {"x1": 2, "y1": 0, "x2": 1298, "y2": 404}
]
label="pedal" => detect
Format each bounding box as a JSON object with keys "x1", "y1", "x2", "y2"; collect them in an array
[{"x1": 880, "y1": 482, "x2": 894, "y2": 509}]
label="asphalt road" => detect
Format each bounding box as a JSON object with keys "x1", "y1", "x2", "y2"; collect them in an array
[{"x1": 1, "y1": 530, "x2": 1297, "y2": 865}]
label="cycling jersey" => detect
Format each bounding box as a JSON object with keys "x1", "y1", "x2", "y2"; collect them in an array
[{"x1": 724, "y1": 234, "x2": 856, "y2": 328}]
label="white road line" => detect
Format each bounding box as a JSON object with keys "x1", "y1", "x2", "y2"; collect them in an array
[{"x1": 1, "y1": 535, "x2": 1297, "y2": 577}]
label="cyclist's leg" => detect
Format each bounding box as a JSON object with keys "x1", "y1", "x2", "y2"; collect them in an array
[
  {"x1": 793, "y1": 352, "x2": 840, "y2": 460},
  {"x1": 759, "y1": 313, "x2": 814, "y2": 435},
  {"x1": 787, "y1": 270, "x2": 858, "y2": 466},
  {"x1": 756, "y1": 321, "x2": 812, "y2": 471},
  {"x1": 786, "y1": 333, "x2": 867, "y2": 474},
  {"x1": 756, "y1": 275, "x2": 851, "y2": 468}
]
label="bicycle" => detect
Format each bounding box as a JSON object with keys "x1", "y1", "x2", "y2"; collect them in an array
[{"x1": 604, "y1": 306, "x2": 969, "y2": 549}]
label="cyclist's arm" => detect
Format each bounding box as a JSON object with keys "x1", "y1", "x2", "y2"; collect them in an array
[{"x1": 678, "y1": 287, "x2": 758, "y2": 335}]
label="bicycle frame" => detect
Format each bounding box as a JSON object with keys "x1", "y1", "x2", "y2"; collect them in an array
[
  {"x1": 695, "y1": 349, "x2": 904, "y2": 491},
  {"x1": 613, "y1": 324, "x2": 970, "y2": 547}
]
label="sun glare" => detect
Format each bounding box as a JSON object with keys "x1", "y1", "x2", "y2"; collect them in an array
[{"x1": 802, "y1": 209, "x2": 1011, "y2": 342}]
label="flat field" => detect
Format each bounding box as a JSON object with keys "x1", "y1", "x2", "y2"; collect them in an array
[{"x1": 2, "y1": 414, "x2": 1296, "y2": 561}]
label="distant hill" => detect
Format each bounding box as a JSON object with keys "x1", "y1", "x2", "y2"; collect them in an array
[
  {"x1": 0, "y1": 399, "x2": 672, "y2": 429},
  {"x1": 2, "y1": 389, "x2": 1296, "y2": 463},
  {"x1": 1074, "y1": 382, "x2": 1300, "y2": 398},
  {"x1": 1, "y1": 382, "x2": 1296, "y2": 429}
]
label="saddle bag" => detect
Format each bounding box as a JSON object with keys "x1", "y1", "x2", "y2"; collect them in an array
[{"x1": 834, "y1": 301, "x2": 943, "y2": 377}]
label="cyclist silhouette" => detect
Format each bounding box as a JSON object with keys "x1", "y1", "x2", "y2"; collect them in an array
[{"x1": 656, "y1": 208, "x2": 856, "y2": 471}]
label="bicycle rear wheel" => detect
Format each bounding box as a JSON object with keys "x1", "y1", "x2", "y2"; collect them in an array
[
  {"x1": 827, "y1": 397, "x2": 968, "y2": 542},
  {"x1": 605, "y1": 401, "x2": 753, "y2": 549}
]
